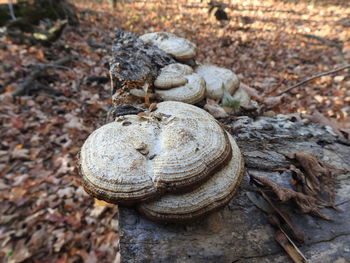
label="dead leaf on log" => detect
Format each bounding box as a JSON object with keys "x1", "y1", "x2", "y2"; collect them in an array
[
  {"x1": 288, "y1": 152, "x2": 347, "y2": 208},
  {"x1": 90, "y1": 198, "x2": 113, "y2": 218},
  {"x1": 250, "y1": 173, "x2": 331, "y2": 220}
]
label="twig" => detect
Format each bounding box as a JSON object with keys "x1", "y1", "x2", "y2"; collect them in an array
[
  {"x1": 302, "y1": 34, "x2": 343, "y2": 52},
  {"x1": 278, "y1": 64, "x2": 350, "y2": 95},
  {"x1": 12, "y1": 56, "x2": 78, "y2": 96}
]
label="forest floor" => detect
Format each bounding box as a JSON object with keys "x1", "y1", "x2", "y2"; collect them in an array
[{"x1": 0, "y1": 0, "x2": 349, "y2": 262}]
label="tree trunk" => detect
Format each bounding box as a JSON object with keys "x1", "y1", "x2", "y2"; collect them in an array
[{"x1": 118, "y1": 115, "x2": 350, "y2": 263}]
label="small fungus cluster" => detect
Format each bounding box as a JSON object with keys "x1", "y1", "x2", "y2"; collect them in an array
[
  {"x1": 140, "y1": 32, "x2": 250, "y2": 108},
  {"x1": 110, "y1": 31, "x2": 251, "y2": 110}
]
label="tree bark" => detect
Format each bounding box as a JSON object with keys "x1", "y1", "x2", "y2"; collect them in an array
[{"x1": 118, "y1": 115, "x2": 350, "y2": 263}]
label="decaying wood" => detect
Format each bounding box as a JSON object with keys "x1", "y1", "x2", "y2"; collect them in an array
[
  {"x1": 118, "y1": 115, "x2": 350, "y2": 263},
  {"x1": 109, "y1": 28, "x2": 175, "y2": 96}
]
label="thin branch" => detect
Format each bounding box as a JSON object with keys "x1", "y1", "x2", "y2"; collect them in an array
[
  {"x1": 302, "y1": 34, "x2": 343, "y2": 52},
  {"x1": 35, "y1": 63, "x2": 72, "y2": 72},
  {"x1": 278, "y1": 64, "x2": 350, "y2": 96},
  {"x1": 8, "y1": 0, "x2": 16, "y2": 20}
]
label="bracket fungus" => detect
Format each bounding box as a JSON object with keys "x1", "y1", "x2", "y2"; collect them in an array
[
  {"x1": 80, "y1": 101, "x2": 239, "y2": 210},
  {"x1": 140, "y1": 32, "x2": 197, "y2": 61},
  {"x1": 138, "y1": 134, "x2": 244, "y2": 223},
  {"x1": 196, "y1": 64, "x2": 240, "y2": 100},
  {"x1": 154, "y1": 63, "x2": 193, "y2": 89},
  {"x1": 154, "y1": 63, "x2": 206, "y2": 104}
]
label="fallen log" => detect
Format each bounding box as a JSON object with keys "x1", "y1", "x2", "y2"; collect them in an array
[{"x1": 118, "y1": 115, "x2": 350, "y2": 263}]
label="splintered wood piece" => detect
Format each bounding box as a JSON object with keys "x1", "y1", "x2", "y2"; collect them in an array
[
  {"x1": 110, "y1": 28, "x2": 175, "y2": 98},
  {"x1": 275, "y1": 231, "x2": 308, "y2": 263}
]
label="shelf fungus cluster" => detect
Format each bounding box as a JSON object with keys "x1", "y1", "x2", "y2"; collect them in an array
[
  {"x1": 110, "y1": 30, "x2": 251, "y2": 111},
  {"x1": 80, "y1": 101, "x2": 244, "y2": 223}
]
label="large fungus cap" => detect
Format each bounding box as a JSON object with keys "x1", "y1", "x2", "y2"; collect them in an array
[
  {"x1": 140, "y1": 32, "x2": 196, "y2": 61},
  {"x1": 195, "y1": 64, "x2": 240, "y2": 100},
  {"x1": 155, "y1": 73, "x2": 206, "y2": 104},
  {"x1": 138, "y1": 134, "x2": 244, "y2": 223},
  {"x1": 80, "y1": 101, "x2": 232, "y2": 204}
]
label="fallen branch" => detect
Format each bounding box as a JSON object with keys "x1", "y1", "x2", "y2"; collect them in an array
[
  {"x1": 302, "y1": 34, "x2": 343, "y2": 52},
  {"x1": 8, "y1": 0, "x2": 16, "y2": 20},
  {"x1": 278, "y1": 64, "x2": 350, "y2": 95},
  {"x1": 12, "y1": 56, "x2": 78, "y2": 96}
]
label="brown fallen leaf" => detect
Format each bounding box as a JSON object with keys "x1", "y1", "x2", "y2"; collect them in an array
[
  {"x1": 204, "y1": 98, "x2": 228, "y2": 118},
  {"x1": 90, "y1": 198, "x2": 114, "y2": 218},
  {"x1": 9, "y1": 239, "x2": 32, "y2": 263},
  {"x1": 240, "y1": 82, "x2": 287, "y2": 109},
  {"x1": 11, "y1": 146, "x2": 31, "y2": 160},
  {"x1": 340, "y1": 128, "x2": 350, "y2": 141},
  {"x1": 261, "y1": 191, "x2": 305, "y2": 243},
  {"x1": 263, "y1": 94, "x2": 288, "y2": 109},
  {"x1": 240, "y1": 82, "x2": 263, "y2": 102},
  {"x1": 289, "y1": 164, "x2": 315, "y2": 196}
]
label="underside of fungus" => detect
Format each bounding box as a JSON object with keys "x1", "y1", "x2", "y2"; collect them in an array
[{"x1": 80, "y1": 101, "x2": 233, "y2": 205}]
